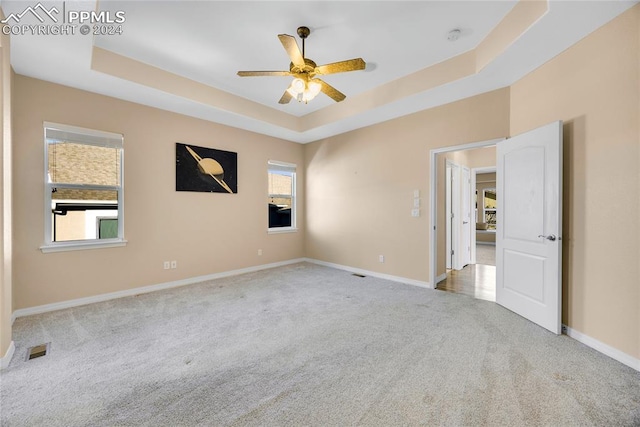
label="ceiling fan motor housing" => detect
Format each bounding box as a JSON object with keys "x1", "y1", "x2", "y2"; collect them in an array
[{"x1": 290, "y1": 58, "x2": 317, "y2": 75}]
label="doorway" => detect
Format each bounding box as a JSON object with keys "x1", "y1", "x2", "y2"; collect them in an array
[
  {"x1": 429, "y1": 138, "x2": 503, "y2": 302},
  {"x1": 429, "y1": 121, "x2": 563, "y2": 335},
  {"x1": 444, "y1": 166, "x2": 497, "y2": 301}
]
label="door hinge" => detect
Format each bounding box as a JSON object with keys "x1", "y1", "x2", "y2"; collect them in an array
[{"x1": 451, "y1": 250, "x2": 454, "y2": 255}]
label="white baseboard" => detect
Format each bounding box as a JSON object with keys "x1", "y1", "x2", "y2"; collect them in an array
[
  {"x1": 1, "y1": 341, "x2": 15, "y2": 370},
  {"x1": 304, "y1": 258, "x2": 432, "y2": 289},
  {"x1": 436, "y1": 273, "x2": 447, "y2": 284},
  {"x1": 10, "y1": 257, "x2": 638, "y2": 373},
  {"x1": 12, "y1": 258, "x2": 306, "y2": 320},
  {"x1": 563, "y1": 324, "x2": 640, "y2": 372}
]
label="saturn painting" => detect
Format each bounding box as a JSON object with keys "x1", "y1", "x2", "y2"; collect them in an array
[{"x1": 176, "y1": 143, "x2": 238, "y2": 194}]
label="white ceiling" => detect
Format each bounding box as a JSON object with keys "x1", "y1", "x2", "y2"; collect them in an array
[{"x1": 1, "y1": 0, "x2": 637, "y2": 143}]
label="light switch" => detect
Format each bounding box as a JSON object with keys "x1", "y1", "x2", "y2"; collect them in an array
[
  {"x1": 413, "y1": 189, "x2": 420, "y2": 198},
  {"x1": 413, "y1": 198, "x2": 420, "y2": 208},
  {"x1": 411, "y1": 209, "x2": 420, "y2": 217}
]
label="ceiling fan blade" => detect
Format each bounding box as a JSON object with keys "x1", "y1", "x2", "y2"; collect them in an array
[
  {"x1": 237, "y1": 71, "x2": 291, "y2": 77},
  {"x1": 316, "y1": 79, "x2": 346, "y2": 102},
  {"x1": 278, "y1": 34, "x2": 305, "y2": 68},
  {"x1": 279, "y1": 90, "x2": 293, "y2": 104},
  {"x1": 315, "y1": 58, "x2": 366, "y2": 75}
]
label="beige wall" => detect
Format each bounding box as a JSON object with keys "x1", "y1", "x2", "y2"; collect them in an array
[
  {"x1": 0, "y1": 24, "x2": 11, "y2": 359},
  {"x1": 12, "y1": 76, "x2": 305, "y2": 309},
  {"x1": 510, "y1": 6, "x2": 640, "y2": 359},
  {"x1": 305, "y1": 88, "x2": 510, "y2": 283}
]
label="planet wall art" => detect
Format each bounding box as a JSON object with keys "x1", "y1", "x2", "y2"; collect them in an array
[{"x1": 176, "y1": 143, "x2": 237, "y2": 193}]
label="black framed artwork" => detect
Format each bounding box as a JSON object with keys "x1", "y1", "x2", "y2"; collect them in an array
[{"x1": 176, "y1": 143, "x2": 238, "y2": 193}]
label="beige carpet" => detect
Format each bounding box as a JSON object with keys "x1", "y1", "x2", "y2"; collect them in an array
[{"x1": 2, "y1": 263, "x2": 639, "y2": 426}]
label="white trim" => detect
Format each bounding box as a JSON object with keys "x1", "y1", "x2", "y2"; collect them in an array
[
  {"x1": 267, "y1": 160, "x2": 296, "y2": 169},
  {"x1": 1, "y1": 341, "x2": 15, "y2": 370},
  {"x1": 40, "y1": 239, "x2": 128, "y2": 253},
  {"x1": 436, "y1": 273, "x2": 447, "y2": 284},
  {"x1": 12, "y1": 258, "x2": 305, "y2": 319},
  {"x1": 304, "y1": 258, "x2": 431, "y2": 289},
  {"x1": 44, "y1": 123, "x2": 125, "y2": 247},
  {"x1": 268, "y1": 160, "x2": 297, "y2": 232},
  {"x1": 563, "y1": 324, "x2": 640, "y2": 372},
  {"x1": 267, "y1": 227, "x2": 298, "y2": 234},
  {"x1": 44, "y1": 122, "x2": 123, "y2": 148},
  {"x1": 429, "y1": 138, "x2": 504, "y2": 290},
  {"x1": 8, "y1": 258, "x2": 638, "y2": 373}
]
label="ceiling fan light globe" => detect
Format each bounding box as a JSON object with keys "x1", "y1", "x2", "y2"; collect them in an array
[
  {"x1": 302, "y1": 89, "x2": 320, "y2": 103},
  {"x1": 308, "y1": 80, "x2": 322, "y2": 96},
  {"x1": 291, "y1": 78, "x2": 305, "y2": 94}
]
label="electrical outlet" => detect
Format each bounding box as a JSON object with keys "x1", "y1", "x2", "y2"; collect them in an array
[
  {"x1": 413, "y1": 189, "x2": 420, "y2": 198},
  {"x1": 413, "y1": 198, "x2": 420, "y2": 208},
  {"x1": 170, "y1": 260, "x2": 177, "y2": 269},
  {"x1": 379, "y1": 255, "x2": 384, "y2": 263},
  {"x1": 163, "y1": 261, "x2": 170, "y2": 270},
  {"x1": 258, "y1": 249, "x2": 262, "y2": 256},
  {"x1": 411, "y1": 209, "x2": 420, "y2": 217}
]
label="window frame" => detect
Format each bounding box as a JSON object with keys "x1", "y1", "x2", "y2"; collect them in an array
[
  {"x1": 41, "y1": 122, "x2": 126, "y2": 253},
  {"x1": 267, "y1": 160, "x2": 297, "y2": 234}
]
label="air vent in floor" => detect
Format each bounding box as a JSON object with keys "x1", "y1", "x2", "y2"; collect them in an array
[{"x1": 26, "y1": 343, "x2": 50, "y2": 361}]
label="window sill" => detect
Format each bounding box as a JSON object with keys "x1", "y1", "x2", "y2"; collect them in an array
[
  {"x1": 268, "y1": 227, "x2": 298, "y2": 234},
  {"x1": 40, "y1": 239, "x2": 128, "y2": 253}
]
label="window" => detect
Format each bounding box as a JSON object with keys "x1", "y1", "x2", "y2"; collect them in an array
[
  {"x1": 42, "y1": 122, "x2": 125, "y2": 252},
  {"x1": 483, "y1": 188, "x2": 497, "y2": 230},
  {"x1": 268, "y1": 161, "x2": 296, "y2": 232}
]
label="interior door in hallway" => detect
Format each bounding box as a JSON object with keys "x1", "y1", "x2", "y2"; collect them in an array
[
  {"x1": 496, "y1": 121, "x2": 562, "y2": 334},
  {"x1": 461, "y1": 167, "x2": 471, "y2": 267}
]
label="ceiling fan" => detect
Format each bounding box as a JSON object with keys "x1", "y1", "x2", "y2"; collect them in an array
[{"x1": 237, "y1": 26, "x2": 366, "y2": 104}]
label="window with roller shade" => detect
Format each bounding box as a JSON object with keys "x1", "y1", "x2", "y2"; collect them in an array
[{"x1": 43, "y1": 122, "x2": 125, "y2": 252}]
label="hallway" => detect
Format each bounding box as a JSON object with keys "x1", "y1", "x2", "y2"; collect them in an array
[{"x1": 437, "y1": 245, "x2": 496, "y2": 301}]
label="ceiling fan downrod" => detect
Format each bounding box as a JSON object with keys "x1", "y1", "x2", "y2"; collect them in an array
[{"x1": 297, "y1": 26, "x2": 310, "y2": 59}]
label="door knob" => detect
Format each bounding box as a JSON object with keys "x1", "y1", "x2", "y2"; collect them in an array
[
  {"x1": 463, "y1": 221, "x2": 469, "y2": 224},
  {"x1": 538, "y1": 234, "x2": 556, "y2": 241}
]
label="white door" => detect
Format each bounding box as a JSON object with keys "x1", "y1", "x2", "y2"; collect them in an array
[
  {"x1": 461, "y1": 167, "x2": 471, "y2": 267},
  {"x1": 496, "y1": 121, "x2": 562, "y2": 334},
  {"x1": 445, "y1": 164, "x2": 453, "y2": 269}
]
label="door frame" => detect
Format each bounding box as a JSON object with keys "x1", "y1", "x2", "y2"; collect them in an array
[
  {"x1": 461, "y1": 166, "x2": 471, "y2": 268},
  {"x1": 429, "y1": 138, "x2": 504, "y2": 289},
  {"x1": 445, "y1": 161, "x2": 460, "y2": 270},
  {"x1": 470, "y1": 166, "x2": 496, "y2": 264}
]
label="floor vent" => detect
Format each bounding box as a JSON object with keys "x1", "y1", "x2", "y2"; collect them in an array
[
  {"x1": 352, "y1": 273, "x2": 366, "y2": 278},
  {"x1": 26, "y1": 343, "x2": 50, "y2": 361}
]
